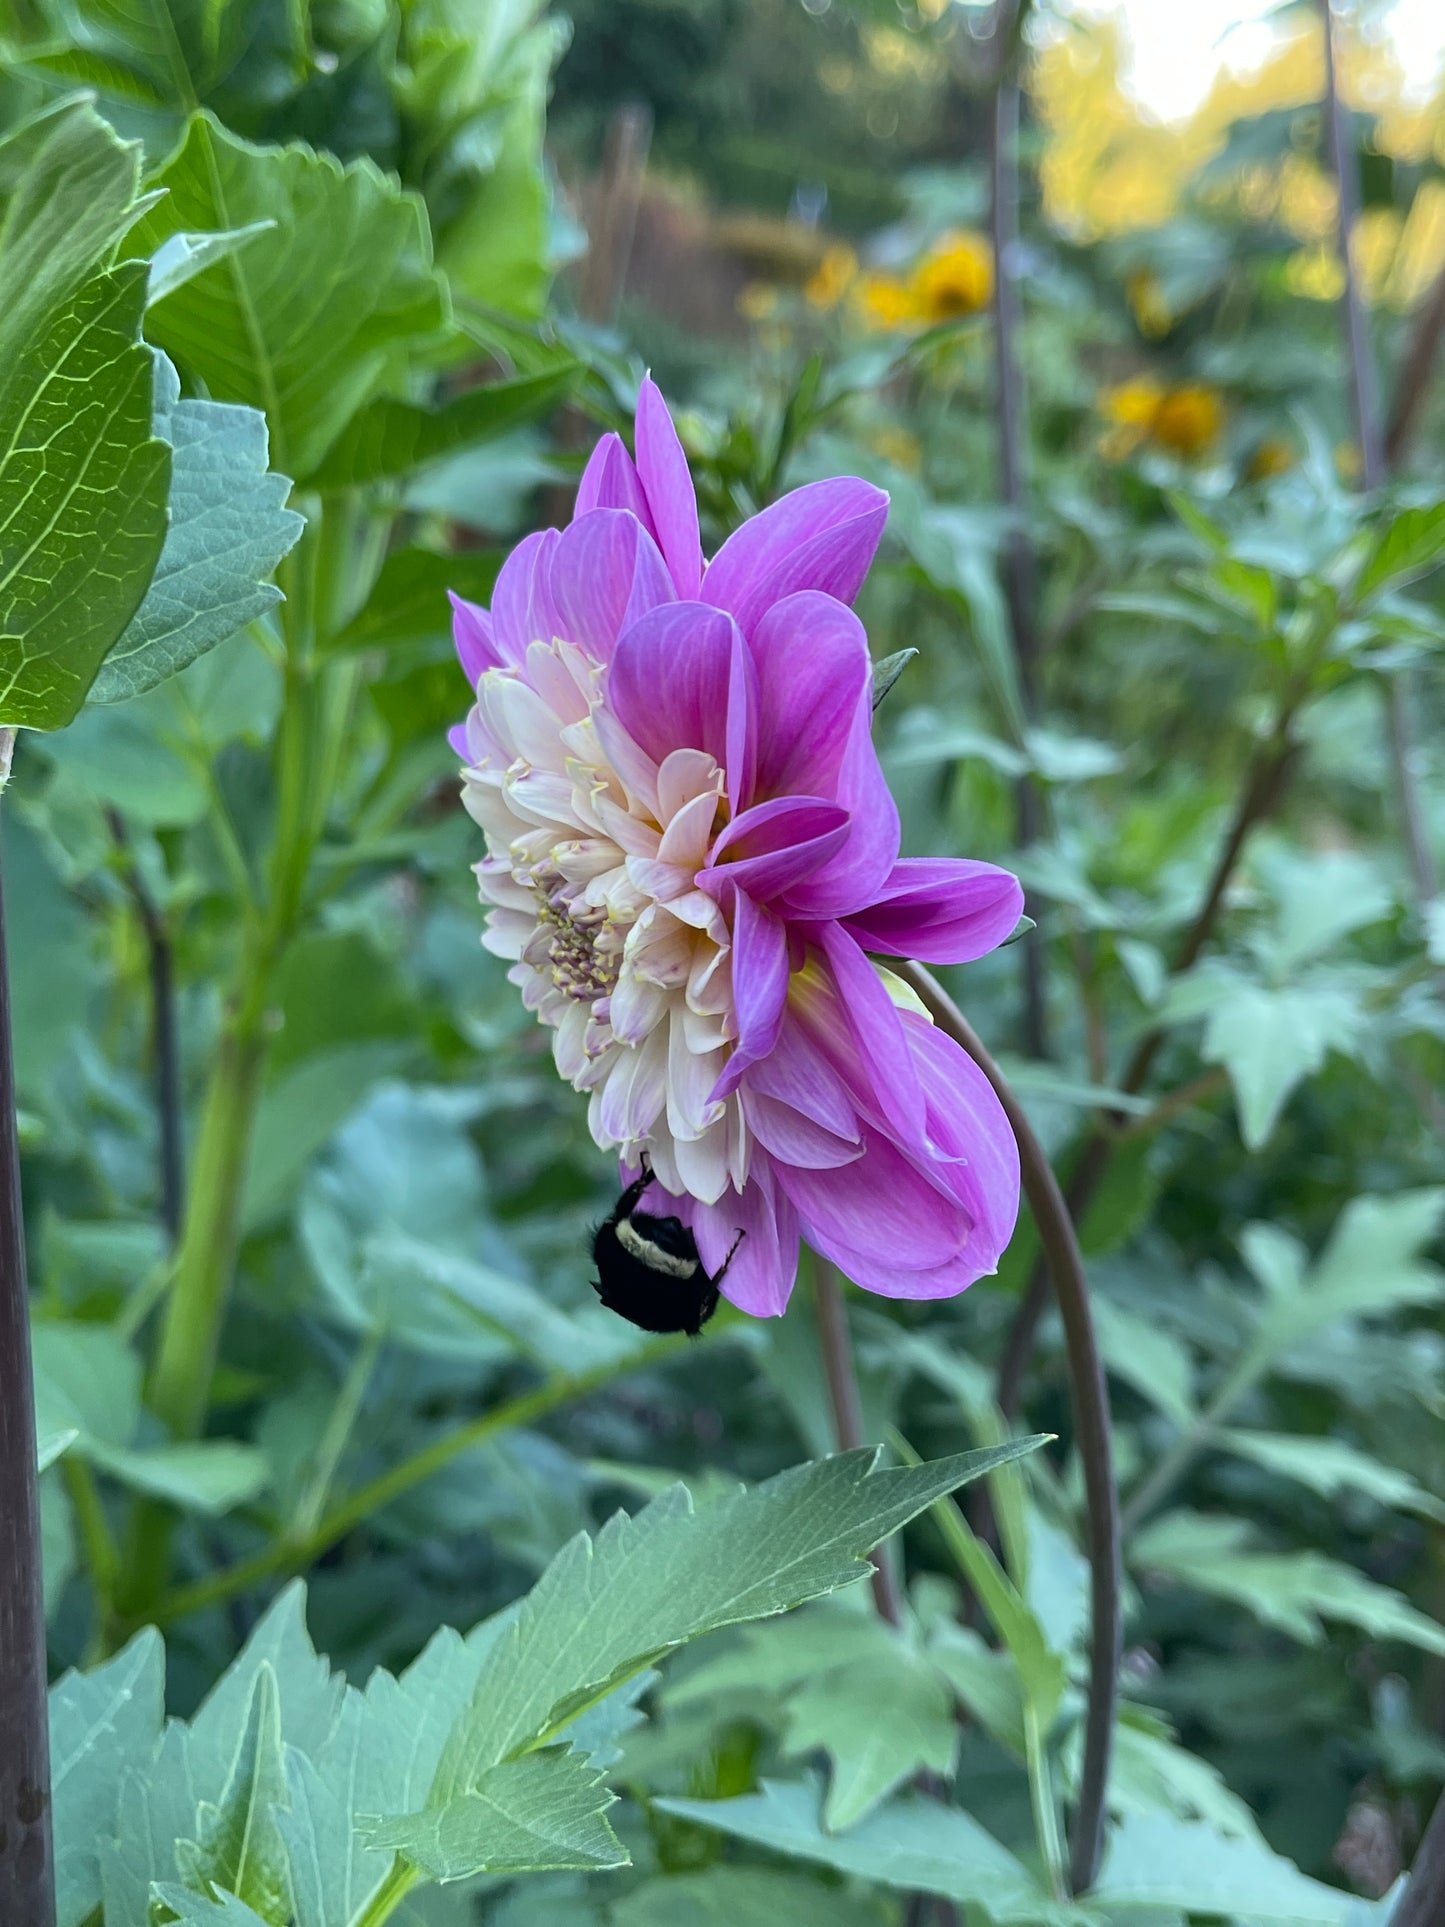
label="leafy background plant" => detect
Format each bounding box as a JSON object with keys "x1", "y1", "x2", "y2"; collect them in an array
[{"x1": 2, "y1": 0, "x2": 1444, "y2": 1922}]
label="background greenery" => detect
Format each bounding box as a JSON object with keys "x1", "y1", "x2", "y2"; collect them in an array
[{"x1": 2, "y1": 0, "x2": 1445, "y2": 1921}]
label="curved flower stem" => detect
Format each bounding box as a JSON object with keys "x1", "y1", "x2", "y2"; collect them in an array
[
  {"x1": 898, "y1": 961, "x2": 1120, "y2": 1895},
  {"x1": 995, "y1": 722, "x2": 1298, "y2": 1418},
  {"x1": 0, "y1": 847, "x2": 56, "y2": 1926},
  {"x1": 813, "y1": 1255, "x2": 905, "y2": 1627}
]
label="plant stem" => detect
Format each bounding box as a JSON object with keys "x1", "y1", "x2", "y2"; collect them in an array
[
  {"x1": 1395, "y1": 1785, "x2": 1445, "y2": 1927},
  {"x1": 107, "y1": 812, "x2": 184, "y2": 1242},
  {"x1": 62, "y1": 1458, "x2": 121, "y2": 1664},
  {"x1": 1385, "y1": 258, "x2": 1445, "y2": 470},
  {"x1": 0, "y1": 842, "x2": 56, "y2": 1927},
  {"x1": 288, "y1": 1332, "x2": 382, "y2": 1543},
  {"x1": 352, "y1": 1857, "x2": 417, "y2": 1927},
  {"x1": 995, "y1": 722, "x2": 1298, "y2": 1418},
  {"x1": 1318, "y1": 0, "x2": 1441, "y2": 914},
  {"x1": 143, "y1": 1335, "x2": 688, "y2": 1630},
  {"x1": 899, "y1": 963, "x2": 1119, "y2": 1895},
  {"x1": 813, "y1": 1256, "x2": 905, "y2": 1627},
  {"x1": 1118, "y1": 1351, "x2": 1260, "y2": 1540},
  {"x1": 988, "y1": 4, "x2": 1049, "y2": 1059}
]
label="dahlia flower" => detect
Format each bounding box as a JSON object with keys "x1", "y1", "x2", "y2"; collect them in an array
[{"x1": 451, "y1": 380, "x2": 1023, "y2": 1316}]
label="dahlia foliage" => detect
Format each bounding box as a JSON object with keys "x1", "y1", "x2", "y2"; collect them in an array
[{"x1": 452, "y1": 381, "x2": 1023, "y2": 1315}]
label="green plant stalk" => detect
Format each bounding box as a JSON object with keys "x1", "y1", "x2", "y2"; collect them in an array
[
  {"x1": 144, "y1": 1335, "x2": 688, "y2": 1629},
  {"x1": 1118, "y1": 1347, "x2": 1268, "y2": 1539},
  {"x1": 353, "y1": 1857, "x2": 417, "y2": 1927},
  {"x1": 119, "y1": 515, "x2": 347, "y2": 1614},
  {"x1": 62, "y1": 1457, "x2": 120, "y2": 1663},
  {"x1": 288, "y1": 1330, "x2": 382, "y2": 1543},
  {"x1": 1022, "y1": 1698, "x2": 1069, "y2": 1904}
]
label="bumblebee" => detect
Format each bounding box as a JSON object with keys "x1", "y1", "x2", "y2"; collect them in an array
[{"x1": 590, "y1": 1162, "x2": 742, "y2": 1336}]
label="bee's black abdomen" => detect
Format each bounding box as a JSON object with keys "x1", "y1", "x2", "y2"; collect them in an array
[{"x1": 590, "y1": 1217, "x2": 720, "y2": 1337}]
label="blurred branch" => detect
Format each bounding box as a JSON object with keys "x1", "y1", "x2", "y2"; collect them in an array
[
  {"x1": 1395, "y1": 1788, "x2": 1445, "y2": 1927},
  {"x1": 995, "y1": 725, "x2": 1299, "y2": 1417},
  {"x1": 107, "y1": 811, "x2": 184, "y2": 1244},
  {"x1": 0, "y1": 843, "x2": 56, "y2": 1925},
  {"x1": 1385, "y1": 260, "x2": 1445, "y2": 470},
  {"x1": 1318, "y1": 0, "x2": 1441, "y2": 914},
  {"x1": 899, "y1": 962, "x2": 1119, "y2": 1896},
  {"x1": 813, "y1": 1256, "x2": 905, "y2": 1627},
  {"x1": 988, "y1": 0, "x2": 1049, "y2": 1059}
]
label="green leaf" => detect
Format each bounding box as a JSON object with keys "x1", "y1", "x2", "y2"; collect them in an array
[
  {"x1": 131, "y1": 116, "x2": 447, "y2": 479},
  {"x1": 175, "y1": 1664, "x2": 293, "y2": 1922},
  {"x1": 1132, "y1": 1511, "x2": 1445, "y2": 1654},
  {"x1": 426, "y1": 1442, "x2": 1045, "y2": 1804},
  {"x1": 325, "y1": 547, "x2": 501, "y2": 656},
  {"x1": 656, "y1": 1778, "x2": 1090, "y2": 1927},
  {"x1": 37, "y1": 1427, "x2": 79, "y2": 1473},
  {"x1": 309, "y1": 365, "x2": 577, "y2": 491},
  {"x1": 0, "y1": 98, "x2": 153, "y2": 373},
  {"x1": 1356, "y1": 500, "x2": 1445, "y2": 600},
  {"x1": 148, "y1": 223, "x2": 275, "y2": 306},
  {"x1": 85, "y1": 1438, "x2": 269, "y2": 1514},
  {"x1": 362, "y1": 1750, "x2": 627, "y2": 1880},
  {"x1": 1092, "y1": 1299, "x2": 1196, "y2": 1427},
  {"x1": 784, "y1": 1637, "x2": 958, "y2": 1830},
  {"x1": 1263, "y1": 850, "x2": 1395, "y2": 972},
  {"x1": 1093, "y1": 1811, "x2": 1352, "y2": 1922},
  {"x1": 151, "y1": 1890, "x2": 274, "y2": 1925},
  {"x1": 613, "y1": 1868, "x2": 889, "y2": 1927},
  {"x1": 871, "y1": 647, "x2": 918, "y2": 709},
  {"x1": 0, "y1": 260, "x2": 171, "y2": 728},
  {"x1": 49, "y1": 1630, "x2": 164, "y2": 1927},
  {"x1": 89, "y1": 355, "x2": 303, "y2": 701},
  {"x1": 1201, "y1": 981, "x2": 1362, "y2": 1147},
  {"x1": 1216, "y1": 1430, "x2": 1445, "y2": 1523}
]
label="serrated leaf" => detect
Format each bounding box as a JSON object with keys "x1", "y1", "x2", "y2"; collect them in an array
[
  {"x1": 656, "y1": 1778, "x2": 1090, "y2": 1927},
  {"x1": 1093, "y1": 1811, "x2": 1351, "y2": 1921},
  {"x1": 90, "y1": 354, "x2": 302, "y2": 701},
  {"x1": 785, "y1": 1639, "x2": 957, "y2": 1831},
  {"x1": 1202, "y1": 981, "x2": 1362, "y2": 1147},
  {"x1": 1217, "y1": 1430, "x2": 1445, "y2": 1523},
  {"x1": 175, "y1": 1664, "x2": 293, "y2": 1922},
  {"x1": 49, "y1": 1629, "x2": 164, "y2": 1927},
  {"x1": 0, "y1": 261, "x2": 170, "y2": 728},
  {"x1": 130, "y1": 115, "x2": 447, "y2": 479},
  {"x1": 612, "y1": 1868, "x2": 888, "y2": 1927},
  {"x1": 1132, "y1": 1510, "x2": 1445, "y2": 1654},
  {"x1": 309, "y1": 364, "x2": 577, "y2": 491},
  {"x1": 428, "y1": 1441, "x2": 1046, "y2": 1803},
  {"x1": 362, "y1": 1750, "x2": 627, "y2": 1880},
  {"x1": 151, "y1": 1889, "x2": 274, "y2": 1925},
  {"x1": 1092, "y1": 1299, "x2": 1197, "y2": 1427},
  {"x1": 99, "y1": 1721, "x2": 197, "y2": 1919}
]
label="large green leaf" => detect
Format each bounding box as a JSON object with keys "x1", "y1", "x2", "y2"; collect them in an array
[
  {"x1": 426, "y1": 1442, "x2": 1046, "y2": 1804},
  {"x1": 364, "y1": 1751, "x2": 627, "y2": 1880},
  {"x1": 1201, "y1": 979, "x2": 1362, "y2": 1147},
  {"x1": 613, "y1": 1869, "x2": 888, "y2": 1927},
  {"x1": 308, "y1": 364, "x2": 577, "y2": 492},
  {"x1": 657, "y1": 1779, "x2": 1089, "y2": 1927},
  {"x1": 174, "y1": 1665, "x2": 293, "y2": 1921},
  {"x1": 325, "y1": 546, "x2": 501, "y2": 657},
  {"x1": 0, "y1": 260, "x2": 171, "y2": 728},
  {"x1": 1092, "y1": 1811, "x2": 1352, "y2": 1921},
  {"x1": 49, "y1": 1630, "x2": 164, "y2": 1927},
  {"x1": 90, "y1": 354, "x2": 302, "y2": 701},
  {"x1": 131, "y1": 116, "x2": 447, "y2": 478}
]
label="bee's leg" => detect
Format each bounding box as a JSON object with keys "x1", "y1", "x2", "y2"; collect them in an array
[
  {"x1": 711, "y1": 1228, "x2": 746, "y2": 1286},
  {"x1": 614, "y1": 1156, "x2": 655, "y2": 1221}
]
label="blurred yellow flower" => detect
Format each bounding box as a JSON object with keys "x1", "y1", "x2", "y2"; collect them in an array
[
  {"x1": 1152, "y1": 384, "x2": 1224, "y2": 457},
  {"x1": 911, "y1": 230, "x2": 994, "y2": 323},
  {"x1": 804, "y1": 243, "x2": 859, "y2": 311},
  {"x1": 854, "y1": 271, "x2": 920, "y2": 331},
  {"x1": 1284, "y1": 244, "x2": 1347, "y2": 303},
  {"x1": 737, "y1": 282, "x2": 781, "y2": 323},
  {"x1": 1126, "y1": 269, "x2": 1172, "y2": 338},
  {"x1": 1097, "y1": 377, "x2": 1224, "y2": 461},
  {"x1": 1244, "y1": 436, "x2": 1296, "y2": 482},
  {"x1": 866, "y1": 424, "x2": 922, "y2": 471}
]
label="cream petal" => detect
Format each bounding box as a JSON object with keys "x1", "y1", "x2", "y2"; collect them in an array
[
  {"x1": 479, "y1": 674, "x2": 570, "y2": 771},
  {"x1": 656, "y1": 786, "x2": 720, "y2": 870},
  {"x1": 609, "y1": 966, "x2": 671, "y2": 1045},
  {"x1": 673, "y1": 1119, "x2": 731, "y2": 1207},
  {"x1": 657, "y1": 746, "x2": 724, "y2": 823}
]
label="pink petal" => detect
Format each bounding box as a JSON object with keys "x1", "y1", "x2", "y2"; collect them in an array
[
  {"x1": 549, "y1": 509, "x2": 675, "y2": 663},
  {"x1": 747, "y1": 592, "x2": 870, "y2": 801},
  {"x1": 795, "y1": 923, "x2": 926, "y2": 1147},
  {"x1": 607, "y1": 602, "x2": 756, "y2": 786},
  {"x1": 576, "y1": 432, "x2": 653, "y2": 529},
  {"x1": 843, "y1": 859, "x2": 1024, "y2": 964},
  {"x1": 451, "y1": 592, "x2": 499, "y2": 683},
  {"x1": 906, "y1": 1011, "x2": 1020, "y2": 1269},
  {"x1": 778, "y1": 694, "x2": 898, "y2": 919},
  {"x1": 703, "y1": 478, "x2": 888, "y2": 635},
  {"x1": 489, "y1": 528, "x2": 562, "y2": 667},
  {"x1": 636, "y1": 377, "x2": 703, "y2": 598},
  {"x1": 744, "y1": 1090, "x2": 861, "y2": 1169},
  {"x1": 703, "y1": 797, "x2": 850, "y2": 904},
  {"x1": 779, "y1": 1127, "x2": 975, "y2": 1272},
  {"x1": 741, "y1": 1002, "x2": 859, "y2": 1141},
  {"x1": 690, "y1": 1168, "x2": 801, "y2": 1318},
  {"x1": 708, "y1": 886, "x2": 788, "y2": 1101}
]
